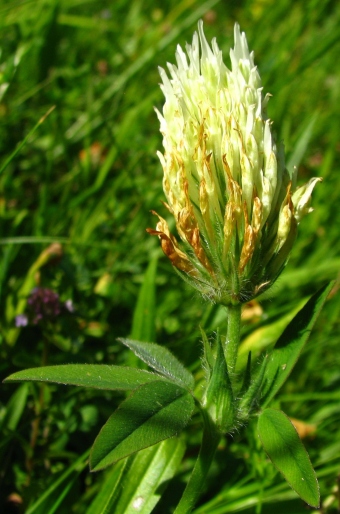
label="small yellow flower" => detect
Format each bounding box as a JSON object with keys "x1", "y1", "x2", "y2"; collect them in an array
[{"x1": 148, "y1": 22, "x2": 320, "y2": 305}]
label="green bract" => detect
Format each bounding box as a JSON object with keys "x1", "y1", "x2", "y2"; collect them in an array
[{"x1": 148, "y1": 22, "x2": 320, "y2": 305}]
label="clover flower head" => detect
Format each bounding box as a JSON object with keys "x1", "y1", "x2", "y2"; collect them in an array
[
  {"x1": 148, "y1": 22, "x2": 320, "y2": 304},
  {"x1": 27, "y1": 287, "x2": 61, "y2": 324},
  {"x1": 15, "y1": 288, "x2": 74, "y2": 327}
]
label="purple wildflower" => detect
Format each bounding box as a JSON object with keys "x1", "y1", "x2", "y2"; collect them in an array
[
  {"x1": 27, "y1": 287, "x2": 61, "y2": 325},
  {"x1": 15, "y1": 314, "x2": 28, "y2": 327}
]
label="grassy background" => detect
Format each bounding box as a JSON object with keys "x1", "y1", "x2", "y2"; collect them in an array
[{"x1": 0, "y1": 0, "x2": 339, "y2": 512}]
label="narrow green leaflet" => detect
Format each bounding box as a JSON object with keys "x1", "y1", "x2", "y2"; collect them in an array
[
  {"x1": 261, "y1": 282, "x2": 333, "y2": 407},
  {"x1": 86, "y1": 459, "x2": 128, "y2": 514},
  {"x1": 87, "y1": 439, "x2": 185, "y2": 514},
  {"x1": 258, "y1": 409, "x2": 319, "y2": 508},
  {"x1": 114, "y1": 438, "x2": 186, "y2": 514},
  {"x1": 4, "y1": 364, "x2": 165, "y2": 390},
  {"x1": 2, "y1": 382, "x2": 29, "y2": 431},
  {"x1": 119, "y1": 338, "x2": 195, "y2": 390},
  {"x1": 90, "y1": 380, "x2": 195, "y2": 471},
  {"x1": 131, "y1": 257, "x2": 157, "y2": 343}
]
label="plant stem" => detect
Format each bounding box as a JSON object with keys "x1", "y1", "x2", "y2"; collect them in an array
[
  {"x1": 26, "y1": 335, "x2": 50, "y2": 480},
  {"x1": 174, "y1": 410, "x2": 221, "y2": 514},
  {"x1": 225, "y1": 303, "x2": 242, "y2": 373}
]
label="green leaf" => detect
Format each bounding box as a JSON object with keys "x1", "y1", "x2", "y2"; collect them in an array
[
  {"x1": 86, "y1": 459, "x2": 128, "y2": 514},
  {"x1": 131, "y1": 257, "x2": 157, "y2": 343},
  {"x1": 114, "y1": 438, "x2": 186, "y2": 514},
  {"x1": 261, "y1": 282, "x2": 333, "y2": 407},
  {"x1": 87, "y1": 439, "x2": 185, "y2": 514},
  {"x1": 3, "y1": 364, "x2": 165, "y2": 391},
  {"x1": 173, "y1": 410, "x2": 220, "y2": 514},
  {"x1": 258, "y1": 408, "x2": 319, "y2": 508},
  {"x1": 119, "y1": 338, "x2": 195, "y2": 390},
  {"x1": 90, "y1": 381, "x2": 194, "y2": 471},
  {"x1": 2, "y1": 382, "x2": 29, "y2": 431}
]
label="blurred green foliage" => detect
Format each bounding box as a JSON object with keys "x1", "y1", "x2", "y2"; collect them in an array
[{"x1": 0, "y1": 0, "x2": 339, "y2": 512}]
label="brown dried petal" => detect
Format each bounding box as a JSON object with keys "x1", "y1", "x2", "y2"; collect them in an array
[
  {"x1": 223, "y1": 201, "x2": 235, "y2": 256},
  {"x1": 147, "y1": 227, "x2": 195, "y2": 274},
  {"x1": 191, "y1": 227, "x2": 213, "y2": 273},
  {"x1": 147, "y1": 211, "x2": 196, "y2": 274},
  {"x1": 239, "y1": 224, "x2": 255, "y2": 272},
  {"x1": 252, "y1": 197, "x2": 262, "y2": 235}
]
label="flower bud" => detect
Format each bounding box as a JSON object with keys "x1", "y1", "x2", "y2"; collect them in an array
[
  {"x1": 148, "y1": 22, "x2": 320, "y2": 305},
  {"x1": 291, "y1": 177, "x2": 322, "y2": 223}
]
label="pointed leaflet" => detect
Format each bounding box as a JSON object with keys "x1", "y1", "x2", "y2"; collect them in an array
[
  {"x1": 258, "y1": 408, "x2": 319, "y2": 507},
  {"x1": 88, "y1": 439, "x2": 185, "y2": 514},
  {"x1": 90, "y1": 380, "x2": 194, "y2": 471},
  {"x1": 114, "y1": 438, "x2": 186, "y2": 514},
  {"x1": 86, "y1": 459, "x2": 128, "y2": 514},
  {"x1": 261, "y1": 282, "x2": 333, "y2": 407},
  {"x1": 4, "y1": 364, "x2": 166, "y2": 391},
  {"x1": 3, "y1": 382, "x2": 29, "y2": 431},
  {"x1": 119, "y1": 338, "x2": 194, "y2": 390}
]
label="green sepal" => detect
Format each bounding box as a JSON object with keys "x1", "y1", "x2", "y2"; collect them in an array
[
  {"x1": 172, "y1": 263, "x2": 216, "y2": 303},
  {"x1": 202, "y1": 330, "x2": 235, "y2": 433},
  {"x1": 238, "y1": 355, "x2": 267, "y2": 422},
  {"x1": 200, "y1": 326, "x2": 214, "y2": 380},
  {"x1": 258, "y1": 408, "x2": 319, "y2": 508}
]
